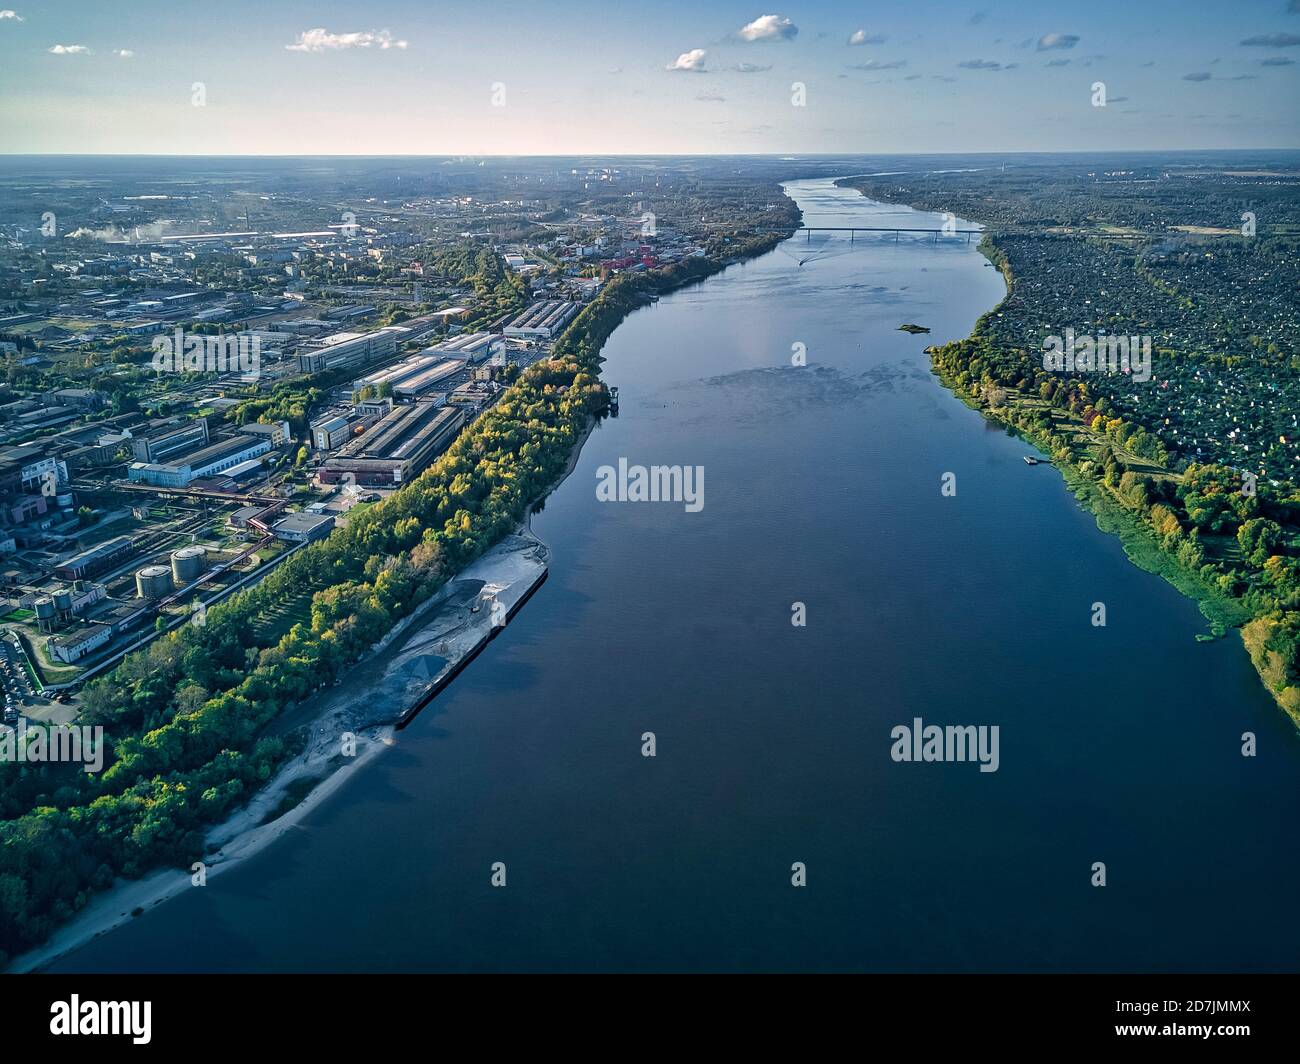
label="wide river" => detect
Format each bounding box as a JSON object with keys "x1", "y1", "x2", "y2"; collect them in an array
[{"x1": 53, "y1": 178, "x2": 1300, "y2": 972}]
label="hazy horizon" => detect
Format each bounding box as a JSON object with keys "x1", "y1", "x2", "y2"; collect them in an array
[
  {"x1": 3, "y1": 149, "x2": 1300, "y2": 161},
  {"x1": 2, "y1": 0, "x2": 1299, "y2": 155}
]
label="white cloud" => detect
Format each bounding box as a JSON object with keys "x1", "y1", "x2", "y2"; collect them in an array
[
  {"x1": 0, "y1": 10, "x2": 24, "y2": 21},
  {"x1": 738, "y1": 15, "x2": 798, "y2": 42},
  {"x1": 1037, "y1": 33, "x2": 1079, "y2": 51},
  {"x1": 667, "y1": 48, "x2": 708, "y2": 72},
  {"x1": 848, "y1": 58, "x2": 907, "y2": 71},
  {"x1": 114, "y1": 49, "x2": 135, "y2": 59},
  {"x1": 286, "y1": 28, "x2": 408, "y2": 53},
  {"x1": 48, "y1": 44, "x2": 90, "y2": 55},
  {"x1": 849, "y1": 29, "x2": 886, "y2": 46},
  {"x1": 1240, "y1": 32, "x2": 1300, "y2": 46}
]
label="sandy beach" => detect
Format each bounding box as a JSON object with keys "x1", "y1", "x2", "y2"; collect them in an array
[{"x1": 8, "y1": 529, "x2": 550, "y2": 973}]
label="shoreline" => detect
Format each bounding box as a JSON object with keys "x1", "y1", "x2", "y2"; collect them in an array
[
  {"x1": 837, "y1": 179, "x2": 1298, "y2": 724},
  {"x1": 8, "y1": 728, "x2": 391, "y2": 974},
  {"x1": 10, "y1": 528, "x2": 551, "y2": 973},
  {"x1": 9, "y1": 226, "x2": 793, "y2": 973},
  {"x1": 931, "y1": 344, "x2": 1299, "y2": 725}
]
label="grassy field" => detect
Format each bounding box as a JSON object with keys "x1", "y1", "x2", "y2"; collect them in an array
[
  {"x1": 27, "y1": 638, "x2": 84, "y2": 686},
  {"x1": 248, "y1": 584, "x2": 318, "y2": 644},
  {"x1": 8, "y1": 315, "x2": 104, "y2": 335}
]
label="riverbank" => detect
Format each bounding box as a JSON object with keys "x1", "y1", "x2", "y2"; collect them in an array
[
  {"x1": 9, "y1": 528, "x2": 549, "y2": 973},
  {"x1": 934, "y1": 348, "x2": 1298, "y2": 723},
  {"x1": 933, "y1": 341, "x2": 1253, "y2": 634},
  {"x1": 874, "y1": 205, "x2": 1300, "y2": 722},
  {"x1": 5, "y1": 221, "x2": 799, "y2": 971},
  {"x1": 833, "y1": 177, "x2": 1298, "y2": 720},
  {"x1": 13, "y1": 405, "x2": 601, "y2": 973}
]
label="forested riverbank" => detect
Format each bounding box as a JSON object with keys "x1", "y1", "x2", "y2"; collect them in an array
[
  {"x1": 926, "y1": 240, "x2": 1300, "y2": 721},
  {"x1": 831, "y1": 173, "x2": 1300, "y2": 719},
  {"x1": 0, "y1": 228, "x2": 792, "y2": 965}
]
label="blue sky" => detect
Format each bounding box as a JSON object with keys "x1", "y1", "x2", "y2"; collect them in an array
[{"x1": 1, "y1": 0, "x2": 1298, "y2": 154}]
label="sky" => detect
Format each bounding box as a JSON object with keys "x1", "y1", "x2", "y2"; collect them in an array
[{"x1": 1, "y1": 0, "x2": 1298, "y2": 155}]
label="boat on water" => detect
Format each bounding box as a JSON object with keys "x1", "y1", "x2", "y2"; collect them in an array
[{"x1": 1023, "y1": 456, "x2": 1042, "y2": 465}]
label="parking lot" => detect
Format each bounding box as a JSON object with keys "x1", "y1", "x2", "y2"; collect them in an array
[{"x1": 0, "y1": 633, "x2": 75, "y2": 726}]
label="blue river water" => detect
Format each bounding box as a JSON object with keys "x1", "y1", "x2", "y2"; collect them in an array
[{"x1": 51, "y1": 178, "x2": 1300, "y2": 972}]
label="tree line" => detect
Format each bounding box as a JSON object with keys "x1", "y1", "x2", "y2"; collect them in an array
[
  {"x1": 931, "y1": 327, "x2": 1300, "y2": 718},
  {"x1": 0, "y1": 243, "x2": 782, "y2": 964}
]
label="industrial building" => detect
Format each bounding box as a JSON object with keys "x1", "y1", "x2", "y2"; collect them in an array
[
  {"x1": 447, "y1": 381, "x2": 498, "y2": 409},
  {"x1": 55, "y1": 536, "x2": 134, "y2": 581},
  {"x1": 31, "y1": 582, "x2": 106, "y2": 632},
  {"x1": 356, "y1": 356, "x2": 434, "y2": 392},
  {"x1": 0, "y1": 446, "x2": 70, "y2": 495},
  {"x1": 319, "y1": 402, "x2": 465, "y2": 486},
  {"x1": 357, "y1": 397, "x2": 393, "y2": 419},
  {"x1": 222, "y1": 458, "x2": 266, "y2": 482},
  {"x1": 236, "y1": 420, "x2": 292, "y2": 448},
  {"x1": 502, "y1": 301, "x2": 579, "y2": 339},
  {"x1": 272, "y1": 512, "x2": 335, "y2": 543},
  {"x1": 355, "y1": 355, "x2": 465, "y2": 400},
  {"x1": 227, "y1": 505, "x2": 273, "y2": 530},
  {"x1": 325, "y1": 304, "x2": 376, "y2": 323},
  {"x1": 296, "y1": 329, "x2": 399, "y2": 375},
  {"x1": 44, "y1": 593, "x2": 152, "y2": 663},
  {"x1": 392, "y1": 360, "x2": 462, "y2": 399},
  {"x1": 0, "y1": 445, "x2": 71, "y2": 529},
  {"x1": 312, "y1": 415, "x2": 351, "y2": 451},
  {"x1": 128, "y1": 418, "x2": 210, "y2": 463},
  {"x1": 127, "y1": 433, "x2": 272, "y2": 488},
  {"x1": 428, "y1": 331, "x2": 505, "y2": 363},
  {"x1": 49, "y1": 622, "x2": 113, "y2": 664}
]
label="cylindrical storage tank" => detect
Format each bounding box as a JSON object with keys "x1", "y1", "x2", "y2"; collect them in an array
[
  {"x1": 55, "y1": 493, "x2": 74, "y2": 508},
  {"x1": 171, "y1": 546, "x2": 207, "y2": 584},
  {"x1": 52, "y1": 590, "x2": 74, "y2": 612},
  {"x1": 33, "y1": 597, "x2": 56, "y2": 620},
  {"x1": 136, "y1": 565, "x2": 173, "y2": 600}
]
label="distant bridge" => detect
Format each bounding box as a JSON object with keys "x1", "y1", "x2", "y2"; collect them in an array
[
  {"x1": 779, "y1": 225, "x2": 983, "y2": 243},
  {"x1": 765, "y1": 225, "x2": 1158, "y2": 242}
]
